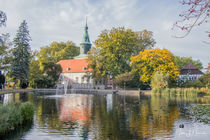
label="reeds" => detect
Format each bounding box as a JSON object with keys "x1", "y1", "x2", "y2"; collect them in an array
[
  {"x1": 0, "y1": 102, "x2": 35, "y2": 134},
  {"x1": 152, "y1": 87, "x2": 210, "y2": 96}
]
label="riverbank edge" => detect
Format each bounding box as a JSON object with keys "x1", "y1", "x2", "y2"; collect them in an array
[
  {"x1": 0, "y1": 88, "x2": 142, "y2": 95},
  {"x1": 0, "y1": 89, "x2": 34, "y2": 95}
]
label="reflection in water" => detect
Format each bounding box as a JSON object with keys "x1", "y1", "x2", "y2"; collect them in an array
[
  {"x1": 0, "y1": 92, "x2": 209, "y2": 140},
  {"x1": 106, "y1": 94, "x2": 113, "y2": 112},
  {"x1": 59, "y1": 95, "x2": 92, "y2": 123}
]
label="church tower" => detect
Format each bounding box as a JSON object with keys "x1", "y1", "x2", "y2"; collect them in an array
[{"x1": 80, "y1": 20, "x2": 91, "y2": 56}]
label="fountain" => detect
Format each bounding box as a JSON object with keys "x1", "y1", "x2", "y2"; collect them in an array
[{"x1": 57, "y1": 73, "x2": 70, "y2": 95}]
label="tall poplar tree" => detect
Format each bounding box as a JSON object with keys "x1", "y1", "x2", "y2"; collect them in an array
[{"x1": 11, "y1": 20, "x2": 31, "y2": 88}]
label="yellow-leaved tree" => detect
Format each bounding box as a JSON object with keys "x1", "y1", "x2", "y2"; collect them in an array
[{"x1": 130, "y1": 48, "x2": 179, "y2": 83}]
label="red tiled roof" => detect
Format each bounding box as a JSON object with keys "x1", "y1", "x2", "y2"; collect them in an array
[{"x1": 57, "y1": 58, "x2": 91, "y2": 73}]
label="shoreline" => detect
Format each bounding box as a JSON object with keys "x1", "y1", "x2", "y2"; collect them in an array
[
  {"x1": 0, "y1": 89, "x2": 34, "y2": 95},
  {"x1": 0, "y1": 88, "x2": 143, "y2": 95}
]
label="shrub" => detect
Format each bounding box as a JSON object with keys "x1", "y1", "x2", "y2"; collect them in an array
[
  {"x1": 0, "y1": 102, "x2": 34, "y2": 134},
  {"x1": 151, "y1": 71, "x2": 169, "y2": 90},
  {"x1": 0, "y1": 103, "x2": 22, "y2": 134},
  {"x1": 20, "y1": 102, "x2": 35, "y2": 121}
]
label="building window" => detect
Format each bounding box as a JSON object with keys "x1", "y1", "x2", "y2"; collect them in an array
[
  {"x1": 82, "y1": 77, "x2": 84, "y2": 83},
  {"x1": 82, "y1": 67, "x2": 87, "y2": 70},
  {"x1": 66, "y1": 67, "x2": 71, "y2": 71},
  {"x1": 76, "y1": 77, "x2": 79, "y2": 83}
]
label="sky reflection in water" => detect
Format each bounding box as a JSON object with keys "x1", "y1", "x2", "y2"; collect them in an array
[{"x1": 0, "y1": 92, "x2": 209, "y2": 140}]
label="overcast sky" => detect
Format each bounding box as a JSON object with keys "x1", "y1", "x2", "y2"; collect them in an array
[{"x1": 0, "y1": 0, "x2": 209, "y2": 68}]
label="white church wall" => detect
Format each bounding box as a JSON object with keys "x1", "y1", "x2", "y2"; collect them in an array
[{"x1": 62, "y1": 72, "x2": 93, "y2": 84}]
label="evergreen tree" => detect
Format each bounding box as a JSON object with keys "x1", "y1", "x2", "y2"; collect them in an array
[{"x1": 11, "y1": 20, "x2": 31, "y2": 88}]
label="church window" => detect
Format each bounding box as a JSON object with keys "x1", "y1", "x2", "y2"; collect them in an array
[{"x1": 66, "y1": 67, "x2": 71, "y2": 71}]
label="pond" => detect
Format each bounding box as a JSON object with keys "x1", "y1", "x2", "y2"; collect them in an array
[{"x1": 0, "y1": 92, "x2": 209, "y2": 140}]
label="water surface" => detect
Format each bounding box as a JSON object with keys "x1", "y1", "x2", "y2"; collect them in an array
[{"x1": 0, "y1": 92, "x2": 209, "y2": 140}]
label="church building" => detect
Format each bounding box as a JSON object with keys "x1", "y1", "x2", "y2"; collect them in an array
[{"x1": 57, "y1": 22, "x2": 92, "y2": 84}]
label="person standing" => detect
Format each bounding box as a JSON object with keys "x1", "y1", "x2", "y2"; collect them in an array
[{"x1": 0, "y1": 71, "x2": 5, "y2": 90}]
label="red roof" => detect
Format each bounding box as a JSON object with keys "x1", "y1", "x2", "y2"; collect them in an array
[{"x1": 57, "y1": 58, "x2": 91, "y2": 73}]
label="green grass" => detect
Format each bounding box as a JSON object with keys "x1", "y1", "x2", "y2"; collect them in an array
[{"x1": 0, "y1": 102, "x2": 35, "y2": 134}]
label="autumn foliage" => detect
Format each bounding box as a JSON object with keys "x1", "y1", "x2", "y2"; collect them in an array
[{"x1": 130, "y1": 48, "x2": 179, "y2": 83}]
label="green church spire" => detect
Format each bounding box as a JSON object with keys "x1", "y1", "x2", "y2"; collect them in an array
[
  {"x1": 80, "y1": 19, "x2": 91, "y2": 55},
  {"x1": 81, "y1": 19, "x2": 91, "y2": 45}
]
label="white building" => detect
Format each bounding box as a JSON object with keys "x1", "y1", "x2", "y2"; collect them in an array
[{"x1": 179, "y1": 63, "x2": 204, "y2": 82}]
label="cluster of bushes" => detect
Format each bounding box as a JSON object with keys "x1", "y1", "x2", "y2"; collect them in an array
[{"x1": 0, "y1": 102, "x2": 35, "y2": 134}]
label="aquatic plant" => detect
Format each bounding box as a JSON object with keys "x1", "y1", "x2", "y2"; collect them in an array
[
  {"x1": 186, "y1": 104, "x2": 210, "y2": 124},
  {"x1": 20, "y1": 102, "x2": 35, "y2": 121},
  {"x1": 0, "y1": 101, "x2": 35, "y2": 134},
  {"x1": 152, "y1": 87, "x2": 210, "y2": 95}
]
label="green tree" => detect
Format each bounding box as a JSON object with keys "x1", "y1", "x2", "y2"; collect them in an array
[
  {"x1": 151, "y1": 71, "x2": 169, "y2": 90},
  {"x1": 30, "y1": 62, "x2": 62, "y2": 88},
  {"x1": 134, "y1": 30, "x2": 156, "y2": 55},
  {"x1": 28, "y1": 59, "x2": 42, "y2": 88},
  {"x1": 198, "y1": 73, "x2": 210, "y2": 88},
  {"x1": 38, "y1": 41, "x2": 79, "y2": 69},
  {"x1": 0, "y1": 33, "x2": 12, "y2": 71},
  {"x1": 174, "y1": 56, "x2": 203, "y2": 70},
  {"x1": 131, "y1": 48, "x2": 179, "y2": 83},
  {"x1": 87, "y1": 47, "x2": 106, "y2": 83},
  {"x1": 114, "y1": 72, "x2": 141, "y2": 88},
  {"x1": 11, "y1": 20, "x2": 31, "y2": 88},
  {"x1": 42, "y1": 62, "x2": 62, "y2": 82},
  {"x1": 88, "y1": 27, "x2": 155, "y2": 82},
  {"x1": 0, "y1": 10, "x2": 7, "y2": 27}
]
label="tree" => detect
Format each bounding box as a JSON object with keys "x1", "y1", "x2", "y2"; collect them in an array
[
  {"x1": 0, "y1": 33, "x2": 12, "y2": 71},
  {"x1": 88, "y1": 27, "x2": 155, "y2": 82},
  {"x1": 114, "y1": 72, "x2": 141, "y2": 88},
  {"x1": 28, "y1": 59, "x2": 42, "y2": 87},
  {"x1": 11, "y1": 20, "x2": 31, "y2": 88},
  {"x1": 174, "y1": 56, "x2": 203, "y2": 70},
  {"x1": 151, "y1": 71, "x2": 169, "y2": 90},
  {"x1": 130, "y1": 48, "x2": 179, "y2": 83},
  {"x1": 42, "y1": 62, "x2": 62, "y2": 82},
  {"x1": 0, "y1": 10, "x2": 7, "y2": 27},
  {"x1": 38, "y1": 41, "x2": 79, "y2": 69},
  {"x1": 134, "y1": 30, "x2": 156, "y2": 55},
  {"x1": 173, "y1": 0, "x2": 209, "y2": 38},
  {"x1": 198, "y1": 73, "x2": 210, "y2": 88}
]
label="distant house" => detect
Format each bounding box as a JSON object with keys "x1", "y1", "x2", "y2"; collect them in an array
[
  {"x1": 179, "y1": 63, "x2": 204, "y2": 82},
  {"x1": 57, "y1": 21, "x2": 93, "y2": 84}
]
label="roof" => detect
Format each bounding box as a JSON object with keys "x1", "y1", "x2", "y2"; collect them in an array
[
  {"x1": 182, "y1": 63, "x2": 198, "y2": 70},
  {"x1": 180, "y1": 63, "x2": 203, "y2": 75},
  {"x1": 57, "y1": 58, "x2": 91, "y2": 73}
]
